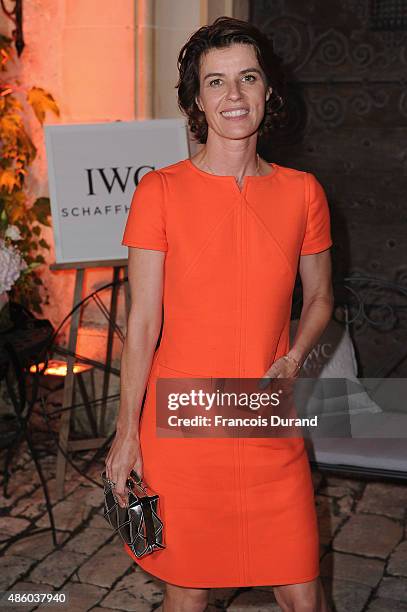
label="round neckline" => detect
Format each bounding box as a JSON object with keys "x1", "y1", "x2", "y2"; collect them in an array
[{"x1": 184, "y1": 157, "x2": 279, "y2": 182}]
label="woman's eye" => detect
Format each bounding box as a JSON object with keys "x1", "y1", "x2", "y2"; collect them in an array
[
  {"x1": 209, "y1": 79, "x2": 222, "y2": 87},
  {"x1": 243, "y1": 74, "x2": 256, "y2": 82}
]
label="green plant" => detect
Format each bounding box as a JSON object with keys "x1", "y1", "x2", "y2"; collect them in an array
[{"x1": 0, "y1": 33, "x2": 60, "y2": 314}]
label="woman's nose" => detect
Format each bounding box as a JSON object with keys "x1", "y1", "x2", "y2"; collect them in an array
[{"x1": 226, "y1": 81, "x2": 243, "y2": 100}]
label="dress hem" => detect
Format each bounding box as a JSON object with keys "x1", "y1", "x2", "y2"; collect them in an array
[{"x1": 123, "y1": 544, "x2": 319, "y2": 589}]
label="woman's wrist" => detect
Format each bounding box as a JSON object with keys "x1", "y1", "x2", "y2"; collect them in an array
[
  {"x1": 283, "y1": 351, "x2": 303, "y2": 372},
  {"x1": 116, "y1": 423, "x2": 140, "y2": 441}
]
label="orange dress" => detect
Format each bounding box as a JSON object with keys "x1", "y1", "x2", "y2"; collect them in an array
[{"x1": 121, "y1": 158, "x2": 333, "y2": 588}]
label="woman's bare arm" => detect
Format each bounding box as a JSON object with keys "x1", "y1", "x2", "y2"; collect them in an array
[
  {"x1": 117, "y1": 246, "x2": 166, "y2": 436},
  {"x1": 289, "y1": 249, "x2": 334, "y2": 368},
  {"x1": 261, "y1": 249, "x2": 334, "y2": 381},
  {"x1": 105, "y1": 246, "x2": 165, "y2": 506}
]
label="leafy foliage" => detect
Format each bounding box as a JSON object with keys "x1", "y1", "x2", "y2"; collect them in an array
[
  {"x1": 27, "y1": 87, "x2": 60, "y2": 124},
  {"x1": 0, "y1": 35, "x2": 59, "y2": 313}
]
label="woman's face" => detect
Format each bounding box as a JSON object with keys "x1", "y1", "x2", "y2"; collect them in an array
[{"x1": 196, "y1": 43, "x2": 271, "y2": 142}]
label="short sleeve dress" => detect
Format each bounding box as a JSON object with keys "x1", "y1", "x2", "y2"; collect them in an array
[{"x1": 121, "y1": 159, "x2": 333, "y2": 588}]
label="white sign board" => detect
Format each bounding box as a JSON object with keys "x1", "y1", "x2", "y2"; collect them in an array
[{"x1": 45, "y1": 119, "x2": 190, "y2": 264}]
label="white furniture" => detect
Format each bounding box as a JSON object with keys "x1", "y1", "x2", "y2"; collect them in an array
[{"x1": 289, "y1": 293, "x2": 407, "y2": 480}]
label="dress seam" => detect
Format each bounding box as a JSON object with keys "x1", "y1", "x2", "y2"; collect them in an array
[
  {"x1": 237, "y1": 196, "x2": 245, "y2": 583},
  {"x1": 238, "y1": 199, "x2": 242, "y2": 376},
  {"x1": 245, "y1": 204, "x2": 296, "y2": 285},
  {"x1": 176, "y1": 202, "x2": 238, "y2": 289},
  {"x1": 301, "y1": 172, "x2": 311, "y2": 253},
  {"x1": 305, "y1": 171, "x2": 311, "y2": 235},
  {"x1": 244, "y1": 198, "x2": 248, "y2": 378},
  {"x1": 242, "y1": 439, "x2": 251, "y2": 582},
  {"x1": 234, "y1": 205, "x2": 238, "y2": 378},
  {"x1": 233, "y1": 431, "x2": 243, "y2": 584},
  {"x1": 156, "y1": 170, "x2": 168, "y2": 230},
  {"x1": 238, "y1": 439, "x2": 246, "y2": 583},
  {"x1": 121, "y1": 240, "x2": 168, "y2": 251},
  {"x1": 242, "y1": 198, "x2": 250, "y2": 582}
]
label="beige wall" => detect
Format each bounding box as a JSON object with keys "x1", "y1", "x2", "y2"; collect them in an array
[{"x1": 61, "y1": 0, "x2": 136, "y2": 122}]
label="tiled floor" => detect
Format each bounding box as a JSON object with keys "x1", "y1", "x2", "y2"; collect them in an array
[{"x1": 1, "y1": 441, "x2": 406, "y2": 612}]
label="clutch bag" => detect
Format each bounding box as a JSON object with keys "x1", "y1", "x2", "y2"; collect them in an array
[{"x1": 101, "y1": 469, "x2": 165, "y2": 558}]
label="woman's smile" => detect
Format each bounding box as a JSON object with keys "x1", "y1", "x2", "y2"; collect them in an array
[{"x1": 220, "y1": 108, "x2": 250, "y2": 119}]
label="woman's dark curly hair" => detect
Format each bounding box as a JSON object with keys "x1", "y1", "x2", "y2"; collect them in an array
[{"x1": 176, "y1": 16, "x2": 287, "y2": 144}]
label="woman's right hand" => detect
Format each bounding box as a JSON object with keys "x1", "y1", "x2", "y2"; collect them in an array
[{"x1": 105, "y1": 432, "x2": 143, "y2": 508}]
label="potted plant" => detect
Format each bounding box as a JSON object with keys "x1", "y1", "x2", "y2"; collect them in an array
[
  {"x1": 0, "y1": 229, "x2": 28, "y2": 332},
  {"x1": 0, "y1": 33, "x2": 60, "y2": 331}
]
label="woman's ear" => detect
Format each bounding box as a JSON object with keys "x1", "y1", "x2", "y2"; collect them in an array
[
  {"x1": 195, "y1": 96, "x2": 204, "y2": 112},
  {"x1": 266, "y1": 86, "x2": 273, "y2": 102}
]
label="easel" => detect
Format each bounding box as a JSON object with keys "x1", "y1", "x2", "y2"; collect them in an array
[{"x1": 49, "y1": 259, "x2": 131, "y2": 500}]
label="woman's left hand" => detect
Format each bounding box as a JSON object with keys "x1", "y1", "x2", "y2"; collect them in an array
[{"x1": 258, "y1": 354, "x2": 301, "y2": 389}]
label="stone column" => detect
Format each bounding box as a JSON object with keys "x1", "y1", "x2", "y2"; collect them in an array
[{"x1": 135, "y1": 0, "x2": 155, "y2": 119}]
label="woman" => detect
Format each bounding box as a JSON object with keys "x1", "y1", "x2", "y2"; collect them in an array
[{"x1": 106, "y1": 16, "x2": 333, "y2": 612}]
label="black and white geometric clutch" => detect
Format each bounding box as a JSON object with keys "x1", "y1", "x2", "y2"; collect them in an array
[{"x1": 101, "y1": 469, "x2": 165, "y2": 558}]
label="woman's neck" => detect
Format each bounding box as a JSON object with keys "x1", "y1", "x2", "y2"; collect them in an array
[
  {"x1": 192, "y1": 141, "x2": 259, "y2": 181},
  {"x1": 199, "y1": 133, "x2": 257, "y2": 170},
  {"x1": 191, "y1": 141, "x2": 272, "y2": 188}
]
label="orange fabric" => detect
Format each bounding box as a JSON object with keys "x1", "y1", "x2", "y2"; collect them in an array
[{"x1": 121, "y1": 159, "x2": 332, "y2": 587}]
